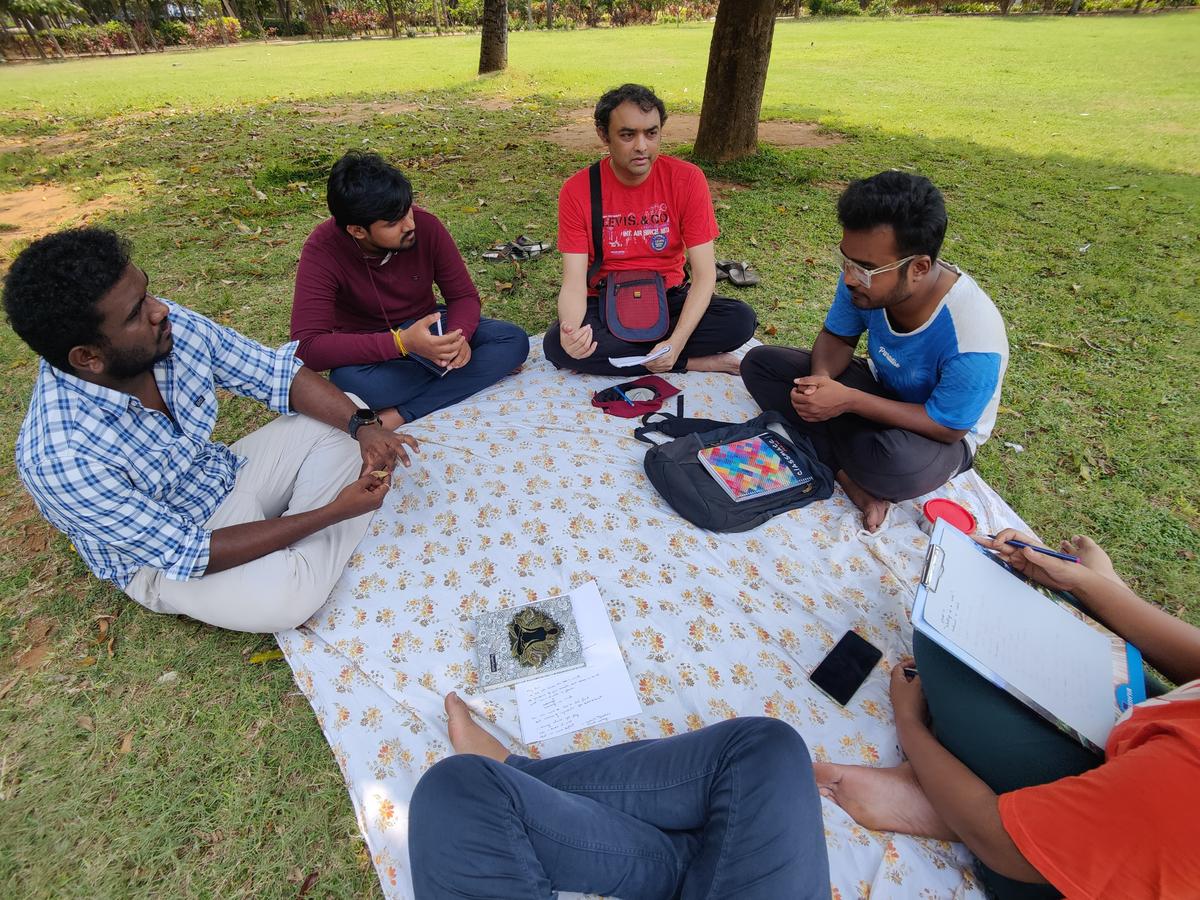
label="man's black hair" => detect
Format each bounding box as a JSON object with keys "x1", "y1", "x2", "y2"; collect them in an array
[
  {"x1": 3, "y1": 227, "x2": 131, "y2": 374},
  {"x1": 837, "y1": 171, "x2": 947, "y2": 261},
  {"x1": 594, "y1": 84, "x2": 668, "y2": 136},
  {"x1": 326, "y1": 151, "x2": 414, "y2": 230}
]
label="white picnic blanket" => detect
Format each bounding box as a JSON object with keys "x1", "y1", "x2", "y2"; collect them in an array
[{"x1": 278, "y1": 340, "x2": 1023, "y2": 898}]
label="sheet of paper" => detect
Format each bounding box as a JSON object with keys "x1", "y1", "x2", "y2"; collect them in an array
[
  {"x1": 515, "y1": 581, "x2": 641, "y2": 744},
  {"x1": 608, "y1": 344, "x2": 671, "y2": 368},
  {"x1": 919, "y1": 523, "x2": 1115, "y2": 748}
]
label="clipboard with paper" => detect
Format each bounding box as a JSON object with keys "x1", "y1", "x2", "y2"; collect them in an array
[{"x1": 913, "y1": 519, "x2": 1145, "y2": 754}]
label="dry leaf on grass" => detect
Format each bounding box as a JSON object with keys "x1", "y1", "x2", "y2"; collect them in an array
[
  {"x1": 118, "y1": 731, "x2": 134, "y2": 754},
  {"x1": 297, "y1": 871, "x2": 320, "y2": 897},
  {"x1": 16, "y1": 617, "x2": 56, "y2": 673},
  {"x1": 0, "y1": 674, "x2": 23, "y2": 701},
  {"x1": 76, "y1": 715, "x2": 94, "y2": 732}
]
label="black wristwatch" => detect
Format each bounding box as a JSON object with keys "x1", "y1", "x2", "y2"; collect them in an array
[{"x1": 348, "y1": 407, "x2": 380, "y2": 440}]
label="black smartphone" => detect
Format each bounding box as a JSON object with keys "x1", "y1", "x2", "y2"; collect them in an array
[{"x1": 808, "y1": 630, "x2": 883, "y2": 706}]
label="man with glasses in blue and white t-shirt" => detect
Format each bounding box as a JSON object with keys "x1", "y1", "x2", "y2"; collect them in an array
[{"x1": 741, "y1": 171, "x2": 1008, "y2": 532}]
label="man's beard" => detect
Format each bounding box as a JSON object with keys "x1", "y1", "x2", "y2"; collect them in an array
[
  {"x1": 852, "y1": 281, "x2": 910, "y2": 311},
  {"x1": 104, "y1": 334, "x2": 172, "y2": 379}
]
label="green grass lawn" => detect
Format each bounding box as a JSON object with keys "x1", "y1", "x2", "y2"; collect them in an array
[{"x1": 1, "y1": 14, "x2": 1198, "y2": 898}]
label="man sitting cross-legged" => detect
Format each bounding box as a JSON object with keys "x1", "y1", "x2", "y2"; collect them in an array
[
  {"x1": 6, "y1": 227, "x2": 418, "y2": 633},
  {"x1": 542, "y1": 83, "x2": 757, "y2": 377},
  {"x1": 407, "y1": 692, "x2": 831, "y2": 900},
  {"x1": 292, "y1": 151, "x2": 529, "y2": 430},
  {"x1": 741, "y1": 171, "x2": 1008, "y2": 531}
]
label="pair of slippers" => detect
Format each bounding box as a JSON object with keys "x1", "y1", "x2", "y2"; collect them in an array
[
  {"x1": 483, "y1": 235, "x2": 551, "y2": 262},
  {"x1": 716, "y1": 260, "x2": 760, "y2": 287}
]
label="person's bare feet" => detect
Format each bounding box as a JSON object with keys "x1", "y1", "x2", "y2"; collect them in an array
[
  {"x1": 685, "y1": 352, "x2": 741, "y2": 375},
  {"x1": 813, "y1": 760, "x2": 959, "y2": 841},
  {"x1": 445, "y1": 691, "x2": 508, "y2": 761},
  {"x1": 837, "y1": 470, "x2": 890, "y2": 532},
  {"x1": 378, "y1": 408, "x2": 407, "y2": 431}
]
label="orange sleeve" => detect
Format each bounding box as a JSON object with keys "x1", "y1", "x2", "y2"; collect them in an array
[{"x1": 999, "y1": 730, "x2": 1200, "y2": 899}]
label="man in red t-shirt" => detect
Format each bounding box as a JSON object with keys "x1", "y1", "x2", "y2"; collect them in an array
[
  {"x1": 543, "y1": 84, "x2": 757, "y2": 376},
  {"x1": 292, "y1": 152, "x2": 529, "y2": 429}
]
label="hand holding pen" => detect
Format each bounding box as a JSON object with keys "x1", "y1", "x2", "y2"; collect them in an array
[{"x1": 986, "y1": 528, "x2": 1112, "y2": 595}]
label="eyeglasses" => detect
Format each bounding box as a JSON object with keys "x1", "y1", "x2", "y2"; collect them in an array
[{"x1": 834, "y1": 247, "x2": 919, "y2": 290}]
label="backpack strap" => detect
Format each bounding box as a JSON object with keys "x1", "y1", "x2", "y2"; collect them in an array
[{"x1": 585, "y1": 160, "x2": 604, "y2": 290}]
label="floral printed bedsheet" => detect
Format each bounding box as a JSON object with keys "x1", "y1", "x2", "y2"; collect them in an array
[{"x1": 278, "y1": 341, "x2": 1024, "y2": 899}]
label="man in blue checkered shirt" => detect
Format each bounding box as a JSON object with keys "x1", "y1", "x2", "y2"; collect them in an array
[{"x1": 5, "y1": 228, "x2": 420, "y2": 633}]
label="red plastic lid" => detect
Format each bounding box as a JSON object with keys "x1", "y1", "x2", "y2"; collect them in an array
[{"x1": 923, "y1": 498, "x2": 977, "y2": 535}]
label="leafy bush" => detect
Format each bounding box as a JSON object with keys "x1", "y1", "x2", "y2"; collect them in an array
[
  {"x1": 185, "y1": 17, "x2": 241, "y2": 46},
  {"x1": 808, "y1": 0, "x2": 864, "y2": 14},
  {"x1": 155, "y1": 19, "x2": 189, "y2": 45},
  {"x1": 328, "y1": 9, "x2": 384, "y2": 37},
  {"x1": 942, "y1": 1, "x2": 996, "y2": 10},
  {"x1": 47, "y1": 23, "x2": 134, "y2": 55},
  {"x1": 261, "y1": 17, "x2": 308, "y2": 36},
  {"x1": 867, "y1": 0, "x2": 894, "y2": 13}
]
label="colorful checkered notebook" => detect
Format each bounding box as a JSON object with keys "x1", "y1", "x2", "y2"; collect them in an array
[{"x1": 697, "y1": 433, "x2": 814, "y2": 502}]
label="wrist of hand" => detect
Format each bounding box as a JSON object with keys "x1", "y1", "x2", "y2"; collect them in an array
[{"x1": 895, "y1": 711, "x2": 929, "y2": 734}]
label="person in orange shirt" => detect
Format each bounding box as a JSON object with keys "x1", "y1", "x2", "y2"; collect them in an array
[{"x1": 816, "y1": 530, "x2": 1200, "y2": 899}]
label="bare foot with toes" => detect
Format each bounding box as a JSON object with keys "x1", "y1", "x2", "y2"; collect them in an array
[
  {"x1": 813, "y1": 760, "x2": 958, "y2": 842},
  {"x1": 838, "y1": 471, "x2": 890, "y2": 532},
  {"x1": 445, "y1": 691, "x2": 509, "y2": 762}
]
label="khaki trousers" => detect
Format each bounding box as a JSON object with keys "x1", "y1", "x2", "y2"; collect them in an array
[{"x1": 125, "y1": 412, "x2": 369, "y2": 633}]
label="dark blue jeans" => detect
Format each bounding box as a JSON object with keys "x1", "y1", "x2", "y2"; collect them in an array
[
  {"x1": 408, "y1": 717, "x2": 830, "y2": 900},
  {"x1": 330, "y1": 312, "x2": 529, "y2": 423}
]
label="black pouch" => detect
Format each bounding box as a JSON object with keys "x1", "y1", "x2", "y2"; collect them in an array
[{"x1": 636, "y1": 411, "x2": 835, "y2": 533}]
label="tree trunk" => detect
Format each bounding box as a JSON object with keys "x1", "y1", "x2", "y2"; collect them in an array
[
  {"x1": 385, "y1": 0, "x2": 398, "y2": 37},
  {"x1": 998, "y1": 0, "x2": 1011, "y2": 14},
  {"x1": 36, "y1": 14, "x2": 66, "y2": 58},
  {"x1": 1133, "y1": 0, "x2": 1143, "y2": 10},
  {"x1": 20, "y1": 17, "x2": 50, "y2": 61},
  {"x1": 794, "y1": 0, "x2": 803, "y2": 17},
  {"x1": 144, "y1": 12, "x2": 160, "y2": 51},
  {"x1": 545, "y1": 0, "x2": 553, "y2": 28},
  {"x1": 694, "y1": 0, "x2": 776, "y2": 162},
  {"x1": 1067, "y1": 0, "x2": 1082, "y2": 12},
  {"x1": 478, "y1": 0, "x2": 507, "y2": 72},
  {"x1": 276, "y1": 0, "x2": 292, "y2": 34},
  {"x1": 120, "y1": 0, "x2": 143, "y2": 52},
  {"x1": 432, "y1": 0, "x2": 443, "y2": 33},
  {"x1": 525, "y1": 0, "x2": 534, "y2": 26}
]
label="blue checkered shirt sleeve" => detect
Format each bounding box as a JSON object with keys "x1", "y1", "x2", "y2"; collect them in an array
[
  {"x1": 22, "y1": 455, "x2": 211, "y2": 582},
  {"x1": 183, "y1": 306, "x2": 301, "y2": 413}
]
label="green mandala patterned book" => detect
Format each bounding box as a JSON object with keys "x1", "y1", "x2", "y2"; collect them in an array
[{"x1": 474, "y1": 596, "x2": 586, "y2": 691}]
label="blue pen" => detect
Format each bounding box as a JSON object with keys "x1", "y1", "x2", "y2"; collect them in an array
[
  {"x1": 613, "y1": 386, "x2": 635, "y2": 408},
  {"x1": 988, "y1": 534, "x2": 1080, "y2": 564}
]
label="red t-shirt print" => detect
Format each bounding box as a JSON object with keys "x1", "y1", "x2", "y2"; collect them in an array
[{"x1": 557, "y1": 155, "x2": 720, "y2": 292}]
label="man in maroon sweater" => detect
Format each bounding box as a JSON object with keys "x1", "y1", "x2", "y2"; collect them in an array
[{"x1": 292, "y1": 152, "x2": 529, "y2": 429}]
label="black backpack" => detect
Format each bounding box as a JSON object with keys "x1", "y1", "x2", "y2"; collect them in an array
[{"x1": 635, "y1": 410, "x2": 835, "y2": 533}]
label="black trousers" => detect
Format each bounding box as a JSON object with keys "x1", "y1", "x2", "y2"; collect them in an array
[
  {"x1": 542, "y1": 285, "x2": 757, "y2": 376},
  {"x1": 740, "y1": 345, "x2": 972, "y2": 502}
]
